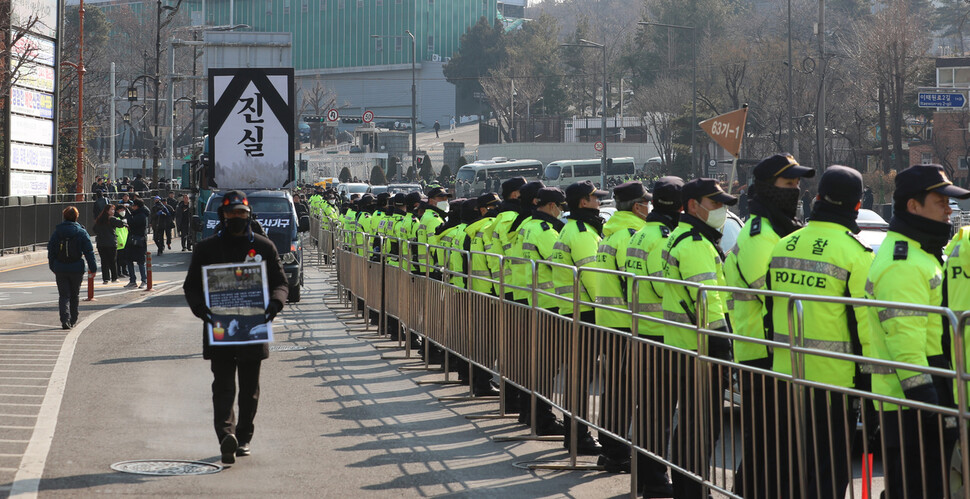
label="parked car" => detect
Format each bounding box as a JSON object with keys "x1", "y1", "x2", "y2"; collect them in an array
[{"x1": 857, "y1": 208, "x2": 889, "y2": 253}]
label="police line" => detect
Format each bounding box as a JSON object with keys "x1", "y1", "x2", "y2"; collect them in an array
[{"x1": 315, "y1": 222, "x2": 970, "y2": 499}]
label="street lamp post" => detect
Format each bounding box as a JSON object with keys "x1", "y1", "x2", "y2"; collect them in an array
[
  {"x1": 371, "y1": 31, "x2": 416, "y2": 182},
  {"x1": 561, "y1": 39, "x2": 608, "y2": 188},
  {"x1": 638, "y1": 22, "x2": 696, "y2": 178}
]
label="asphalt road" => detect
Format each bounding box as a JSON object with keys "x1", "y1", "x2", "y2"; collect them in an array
[{"x1": 0, "y1": 240, "x2": 633, "y2": 497}]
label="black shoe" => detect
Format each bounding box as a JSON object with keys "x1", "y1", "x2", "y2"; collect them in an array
[
  {"x1": 61, "y1": 321, "x2": 71, "y2": 330},
  {"x1": 598, "y1": 454, "x2": 631, "y2": 474},
  {"x1": 220, "y1": 434, "x2": 238, "y2": 464},
  {"x1": 472, "y1": 385, "x2": 500, "y2": 397},
  {"x1": 640, "y1": 481, "x2": 674, "y2": 498},
  {"x1": 564, "y1": 434, "x2": 602, "y2": 455},
  {"x1": 535, "y1": 419, "x2": 566, "y2": 436},
  {"x1": 517, "y1": 412, "x2": 531, "y2": 425},
  {"x1": 236, "y1": 443, "x2": 251, "y2": 457}
]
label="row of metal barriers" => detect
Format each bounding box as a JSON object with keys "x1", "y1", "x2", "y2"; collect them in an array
[{"x1": 308, "y1": 218, "x2": 970, "y2": 499}]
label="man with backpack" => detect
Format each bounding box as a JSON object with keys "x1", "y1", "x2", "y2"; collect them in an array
[
  {"x1": 151, "y1": 196, "x2": 174, "y2": 255},
  {"x1": 47, "y1": 207, "x2": 97, "y2": 330}
]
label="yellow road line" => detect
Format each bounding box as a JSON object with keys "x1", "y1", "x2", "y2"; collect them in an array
[{"x1": 0, "y1": 262, "x2": 47, "y2": 273}]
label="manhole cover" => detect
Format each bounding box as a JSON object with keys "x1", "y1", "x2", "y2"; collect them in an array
[
  {"x1": 110, "y1": 459, "x2": 223, "y2": 476},
  {"x1": 270, "y1": 345, "x2": 308, "y2": 351}
]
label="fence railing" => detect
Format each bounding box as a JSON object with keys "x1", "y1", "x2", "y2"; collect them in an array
[{"x1": 312, "y1": 222, "x2": 970, "y2": 499}]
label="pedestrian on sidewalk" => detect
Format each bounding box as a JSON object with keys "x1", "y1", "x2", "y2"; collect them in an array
[
  {"x1": 93, "y1": 204, "x2": 124, "y2": 283},
  {"x1": 433, "y1": 120, "x2": 441, "y2": 138},
  {"x1": 125, "y1": 198, "x2": 150, "y2": 288},
  {"x1": 183, "y1": 190, "x2": 289, "y2": 464},
  {"x1": 450, "y1": 116, "x2": 456, "y2": 133},
  {"x1": 47, "y1": 207, "x2": 97, "y2": 330}
]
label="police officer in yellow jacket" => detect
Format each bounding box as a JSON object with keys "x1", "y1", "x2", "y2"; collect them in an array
[
  {"x1": 466, "y1": 193, "x2": 500, "y2": 294},
  {"x1": 516, "y1": 187, "x2": 568, "y2": 435},
  {"x1": 766, "y1": 165, "x2": 872, "y2": 499},
  {"x1": 725, "y1": 153, "x2": 815, "y2": 499},
  {"x1": 624, "y1": 176, "x2": 682, "y2": 496},
  {"x1": 589, "y1": 182, "x2": 663, "y2": 483},
  {"x1": 487, "y1": 177, "x2": 528, "y2": 299},
  {"x1": 549, "y1": 180, "x2": 610, "y2": 455},
  {"x1": 866, "y1": 164, "x2": 969, "y2": 499},
  {"x1": 947, "y1": 224, "x2": 970, "y2": 407},
  {"x1": 660, "y1": 178, "x2": 735, "y2": 499},
  {"x1": 415, "y1": 187, "x2": 452, "y2": 276}
]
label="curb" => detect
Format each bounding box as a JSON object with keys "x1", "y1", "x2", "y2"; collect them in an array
[{"x1": 0, "y1": 250, "x2": 47, "y2": 270}]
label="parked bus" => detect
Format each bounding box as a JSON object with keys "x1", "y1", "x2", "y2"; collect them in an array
[
  {"x1": 454, "y1": 158, "x2": 543, "y2": 197},
  {"x1": 541, "y1": 157, "x2": 637, "y2": 189}
]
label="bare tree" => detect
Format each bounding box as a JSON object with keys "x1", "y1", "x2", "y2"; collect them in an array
[
  {"x1": 629, "y1": 75, "x2": 688, "y2": 170},
  {"x1": 299, "y1": 79, "x2": 337, "y2": 148},
  {"x1": 0, "y1": 4, "x2": 43, "y2": 109},
  {"x1": 481, "y1": 63, "x2": 544, "y2": 142}
]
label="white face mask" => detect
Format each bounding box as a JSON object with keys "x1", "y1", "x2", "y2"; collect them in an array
[
  {"x1": 702, "y1": 205, "x2": 727, "y2": 230},
  {"x1": 436, "y1": 200, "x2": 450, "y2": 212}
]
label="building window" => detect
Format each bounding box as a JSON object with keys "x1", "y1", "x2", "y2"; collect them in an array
[
  {"x1": 357, "y1": 0, "x2": 363, "y2": 7},
  {"x1": 338, "y1": 0, "x2": 344, "y2": 8},
  {"x1": 266, "y1": 0, "x2": 272, "y2": 14},
  {"x1": 922, "y1": 152, "x2": 933, "y2": 165},
  {"x1": 427, "y1": 35, "x2": 434, "y2": 51},
  {"x1": 961, "y1": 157, "x2": 969, "y2": 170},
  {"x1": 376, "y1": 38, "x2": 383, "y2": 52},
  {"x1": 320, "y1": 0, "x2": 326, "y2": 10},
  {"x1": 284, "y1": 0, "x2": 290, "y2": 14},
  {"x1": 377, "y1": 0, "x2": 382, "y2": 5},
  {"x1": 302, "y1": 0, "x2": 308, "y2": 12},
  {"x1": 395, "y1": 37, "x2": 402, "y2": 51}
]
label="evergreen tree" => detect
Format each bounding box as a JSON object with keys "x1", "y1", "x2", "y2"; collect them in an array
[
  {"x1": 370, "y1": 165, "x2": 387, "y2": 185},
  {"x1": 339, "y1": 167, "x2": 352, "y2": 183}
]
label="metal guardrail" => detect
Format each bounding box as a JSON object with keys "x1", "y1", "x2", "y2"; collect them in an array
[{"x1": 314, "y1": 221, "x2": 970, "y2": 499}]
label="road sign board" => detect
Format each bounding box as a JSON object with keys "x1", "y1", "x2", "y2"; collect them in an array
[
  {"x1": 699, "y1": 107, "x2": 748, "y2": 158},
  {"x1": 327, "y1": 108, "x2": 339, "y2": 122},
  {"x1": 362, "y1": 110, "x2": 374, "y2": 123},
  {"x1": 918, "y1": 91, "x2": 966, "y2": 109},
  {"x1": 593, "y1": 141, "x2": 604, "y2": 152}
]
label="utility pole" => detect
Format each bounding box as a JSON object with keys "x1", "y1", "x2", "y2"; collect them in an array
[{"x1": 110, "y1": 62, "x2": 116, "y2": 180}]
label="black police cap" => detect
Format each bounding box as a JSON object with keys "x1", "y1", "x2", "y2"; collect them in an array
[
  {"x1": 520, "y1": 181, "x2": 546, "y2": 202},
  {"x1": 651, "y1": 176, "x2": 684, "y2": 208},
  {"x1": 477, "y1": 192, "x2": 501, "y2": 209},
  {"x1": 682, "y1": 178, "x2": 737, "y2": 209},
  {"x1": 817, "y1": 165, "x2": 864, "y2": 208},
  {"x1": 391, "y1": 193, "x2": 407, "y2": 205},
  {"x1": 536, "y1": 187, "x2": 566, "y2": 206},
  {"x1": 752, "y1": 153, "x2": 815, "y2": 181},
  {"x1": 427, "y1": 187, "x2": 454, "y2": 199},
  {"x1": 894, "y1": 164, "x2": 970, "y2": 202},
  {"x1": 613, "y1": 181, "x2": 652, "y2": 203},
  {"x1": 565, "y1": 181, "x2": 609, "y2": 207},
  {"x1": 404, "y1": 191, "x2": 425, "y2": 206},
  {"x1": 501, "y1": 177, "x2": 528, "y2": 199}
]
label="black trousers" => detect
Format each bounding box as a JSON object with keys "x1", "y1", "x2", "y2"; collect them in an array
[
  {"x1": 635, "y1": 335, "x2": 674, "y2": 486},
  {"x1": 117, "y1": 247, "x2": 129, "y2": 276},
  {"x1": 98, "y1": 245, "x2": 117, "y2": 282},
  {"x1": 210, "y1": 357, "x2": 262, "y2": 445},
  {"x1": 562, "y1": 309, "x2": 595, "y2": 440},
  {"x1": 599, "y1": 328, "x2": 631, "y2": 460},
  {"x1": 733, "y1": 359, "x2": 777, "y2": 499},
  {"x1": 54, "y1": 272, "x2": 83, "y2": 324},
  {"x1": 670, "y1": 354, "x2": 724, "y2": 499},
  {"x1": 881, "y1": 406, "x2": 956, "y2": 499}
]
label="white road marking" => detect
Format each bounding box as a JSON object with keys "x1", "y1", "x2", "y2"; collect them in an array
[
  {"x1": 9, "y1": 284, "x2": 180, "y2": 498},
  {"x1": 0, "y1": 282, "x2": 178, "y2": 309}
]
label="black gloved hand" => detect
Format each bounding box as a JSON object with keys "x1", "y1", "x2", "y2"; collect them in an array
[
  {"x1": 265, "y1": 299, "x2": 283, "y2": 322},
  {"x1": 191, "y1": 304, "x2": 214, "y2": 324},
  {"x1": 903, "y1": 382, "x2": 939, "y2": 407}
]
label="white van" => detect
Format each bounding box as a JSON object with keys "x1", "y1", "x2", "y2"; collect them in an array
[
  {"x1": 454, "y1": 157, "x2": 543, "y2": 197},
  {"x1": 541, "y1": 157, "x2": 637, "y2": 189},
  {"x1": 337, "y1": 182, "x2": 369, "y2": 201}
]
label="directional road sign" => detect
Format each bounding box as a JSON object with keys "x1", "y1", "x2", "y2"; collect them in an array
[{"x1": 918, "y1": 91, "x2": 966, "y2": 109}]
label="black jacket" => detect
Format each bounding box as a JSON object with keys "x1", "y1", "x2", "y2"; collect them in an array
[
  {"x1": 183, "y1": 229, "x2": 289, "y2": 361},
  {"x1": 128, "y1": 206, "x2": 150, "y2": 240},
  {"x1": 93, "y1": 217, "x2": 124, "y2": 248}
]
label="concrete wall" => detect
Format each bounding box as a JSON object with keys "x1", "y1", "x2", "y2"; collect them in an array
[
  {"x1": 475, "y1": 142, "x2": 663, "y2": 169},
  {"x1": 296, "y1": 61, "x2": 455, "y2": 131}
]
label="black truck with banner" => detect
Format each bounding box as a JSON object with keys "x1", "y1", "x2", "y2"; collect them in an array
[{"x1": 194, "y1": 190, "x2": 310, "y2": 302}]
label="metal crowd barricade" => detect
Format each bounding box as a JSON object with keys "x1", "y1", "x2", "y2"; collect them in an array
[{"x1": 327, "y1": 223, "x2": 970, "y2": 499}]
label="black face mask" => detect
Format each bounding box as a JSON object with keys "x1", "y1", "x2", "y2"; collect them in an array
[
  {"x1": 226, "y1": 217, "x2": 249, "y2": 234},
  {"x1": 753, "y1": 182, "x2": 801, "y2": 219},
  {"x1": 485, "y1": 208, "x2": 499, "y2": 218}
]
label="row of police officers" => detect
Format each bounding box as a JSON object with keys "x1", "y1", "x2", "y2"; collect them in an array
[{"x1": 327, "y1": 156, "x2": 970, "y2": 499}]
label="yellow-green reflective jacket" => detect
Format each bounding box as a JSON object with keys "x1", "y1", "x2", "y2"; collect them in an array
[
  {"x1": 660, "y1": 218, "x2": 729, "y2": 351},
  {"x1": 866, "y1": 231, "x2": 946, "y2": 410},
  {"x1": 549, "y1": 218, "x2": 602, "y2": 316},
  {"x1": 415, "y1": 209, "x2": 445, "y2": 272},
  {"x1": 625, "y1": 219, "x2": 675, "y2": 337},
  {"x1": 946, "y1": 227, "x2": 970, "y2": 404},
  {"x1": 466, "y1": 216, "x2": 496, "y2": 294},
  {"x1": 592, "y1": 211, "x2": 646, "y2": 329},
  {"x1": 507, "y1": 216, "x2": 535, "y2": 301},
  {"x1": 519, "y1": 215, "x2": 564, "y2": 309},
  {"x1": 488, "y1": 210, "x2": 521, "y2": 286},
  {"x1": 724, "y1": 216, "x2": 779, "y2": 363},
  {"x1": 767, "y1": 221, "x2": 874, "y2": 388},
  {"x1": 116, "y1": 225, "x2": 129, "y2": 250}
]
